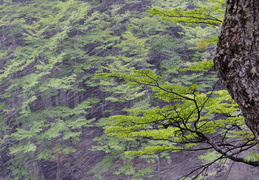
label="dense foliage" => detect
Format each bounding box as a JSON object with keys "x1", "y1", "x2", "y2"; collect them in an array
[{"x1": 0, "y1": 0, "x2": 257, "y2": 179}]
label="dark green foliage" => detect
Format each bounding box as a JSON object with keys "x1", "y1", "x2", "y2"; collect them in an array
[{"x1": 0, "y1": 0, "x2": 256, "y2": 179}]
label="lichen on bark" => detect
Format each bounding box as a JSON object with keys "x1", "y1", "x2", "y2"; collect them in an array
[{"x1": 214, "y1": 0, "x2": 259, "y2": 139}]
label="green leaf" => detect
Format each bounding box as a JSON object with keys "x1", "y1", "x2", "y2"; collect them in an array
[{"x1": 244, "y1": 153, "x2": 259, "y2": 163}]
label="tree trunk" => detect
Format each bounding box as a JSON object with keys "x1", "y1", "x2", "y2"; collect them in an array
[{"x1": 214, "y1": 0, "x2": 259, "y2": 140}]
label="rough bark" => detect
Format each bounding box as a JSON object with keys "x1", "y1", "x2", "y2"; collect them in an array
[{"x1": 214, "y1": 0, "x2": 259, "y2": 140}]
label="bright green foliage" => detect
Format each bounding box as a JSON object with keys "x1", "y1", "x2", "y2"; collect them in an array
[
  {"x1": 97, "y1": 69, "x2": 248, "y2": 156},
  {"x1": 146, "y1": 0, "x2": 222, "y2": 92},
  {"x1": 147, "y1": 0, "x2": 224, "y2": 26},
  {"x1": 244, "y1": 153, "x2": 259, "y2": 163},
  {"x1": 90, "y1": 0, "x2": 254, "y2": 178},
  {"x1": 0, "y1": 0, "x2": 255, "y2": 179},
  {"x1": 148, "y1": 0, "x2": 224, "y2": 58},
  {"x1": 146, "y1": 4, "x2": 222, "y2": 91},
  {"x1": 181, "y1": 60, "x2": 214, "y2": 72},
  {"x1": 1, "y1": 0, "x2": 213, "y2": 178},
  {"x1": 93, "y1": 0, "x2": 258, "y2": 178},
  {"x1": 199, "y1": 151, "x2": 221, "y2": 163},
  {"x1": 90, "y1": 130, "x2": 155, "y2": 179}
]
